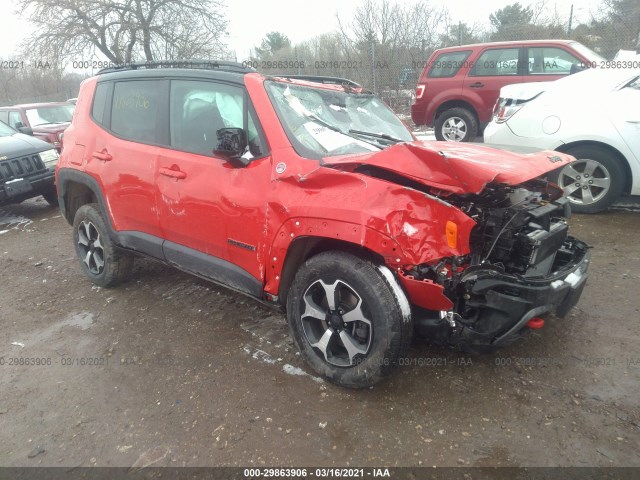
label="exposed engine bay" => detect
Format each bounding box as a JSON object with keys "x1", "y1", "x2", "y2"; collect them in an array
[
  {"x1": 403, "y1": 179, "x2": 591, "y2": 349},
  {"x1": 432, "y1": 179, "x2": 575, "y2": 279}
]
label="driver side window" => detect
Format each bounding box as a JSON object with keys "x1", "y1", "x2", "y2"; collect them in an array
[{"x1": 170, "y1": 80, "x2": 266, "y2": 158}]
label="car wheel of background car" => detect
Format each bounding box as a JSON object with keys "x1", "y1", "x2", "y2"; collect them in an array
[
  {"x1": 42, "y1": 187, "x2": 58, "y2": 207},
  {"x1": 550, "y1": 146, "x2": 625, "y2": 214},
  {"x1": 72, "y1": 203, "x2": 134, "y2": 287},
  {"x1": 286, "y1": 251, "x2": 412, "y2": 388},
  {"x1": 434, "y1": 107, "x2": 478, "y2": 142}
]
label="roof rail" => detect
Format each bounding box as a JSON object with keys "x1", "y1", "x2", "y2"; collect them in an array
[
  {"x1": 275, "y1": 75, "x2": 361, "y2": 88},
  {"x1": 97, "y1": 60, "x2": 255, "y2": 75}
]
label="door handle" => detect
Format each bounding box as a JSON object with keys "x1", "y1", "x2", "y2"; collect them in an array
[
  {"x1": 92, "y1": 150, "x2": 112, "y2": 161},
  {"x1": 469, "y1": 82, "x2": 484, "y2": 88},
  {"x1": 159, "y1": 166, "x2": 187, "y2": 180}
]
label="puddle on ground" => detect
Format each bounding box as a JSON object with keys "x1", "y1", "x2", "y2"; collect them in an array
[
  {"x1": 64, "y1": 312, "x2": 95, "y2": 330},
  {"x1": 0, "y1": 208, "x2": 32, "y2": 233},
  {"x1": 8, "y1": 311, "x2": 96, "y2": 347}
]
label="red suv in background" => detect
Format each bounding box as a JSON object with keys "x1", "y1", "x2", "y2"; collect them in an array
[
  {"x1": 0, "y1": 102, "x2": 74, "y2": 151},
  {"x1": 411, "y1": 40, "x2": 603, "y2": 142},
  {"x1": 56, "y1": 61, "x2": 590, "y2": 388}
]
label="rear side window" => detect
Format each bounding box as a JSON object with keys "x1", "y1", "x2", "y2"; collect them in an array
[
  {"x1": 427, "y1": 51, "x2": 472, "y2": 78},
  {"x1": 471, "y1": 48, "x2": 520, "y2": 76},
  {"x1": 111, "y1": 80, "x2": 163, "y2": 144},
  {"x1": 91, "y1": 83, "x2": 110, "y2": 126},
  {"x1": 527, "y1": 47, "x2": 580, "y2": 75}
]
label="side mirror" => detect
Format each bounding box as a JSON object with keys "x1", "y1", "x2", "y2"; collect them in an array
[
  {"x1": 569, "y1": 62, "x2": 586, "y2": 75},
  {"x1": 214, "y1": 128, "x2": 249, "y2": 167},
  {"x1": 17, "y1": 126, "x2": 33, "y2": 135}
]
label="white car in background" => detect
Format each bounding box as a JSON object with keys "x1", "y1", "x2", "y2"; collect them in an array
[{"x1": 484, "y1": 68, "x2": 640, "y2": 213}]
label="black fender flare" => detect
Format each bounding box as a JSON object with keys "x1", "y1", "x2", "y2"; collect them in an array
[{"x1": 57, "y1": 168, "x2": 113, "y2": 231}]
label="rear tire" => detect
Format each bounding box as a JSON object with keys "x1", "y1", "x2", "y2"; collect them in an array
[
  {"x1": 550, "y1": 146, "x2": 625, "y2": 213},
  {"x1": 286, "y1": 251, "x2": 413, "y2": 388},
  {"x1": 434, "y1": 107, "x2": 478, "y2": 142},
  {"x1": 72, "y1": 203, "x2": 133, "y2": 287}
]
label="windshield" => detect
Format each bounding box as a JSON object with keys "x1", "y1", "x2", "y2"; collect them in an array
[
  {"x1": 569, "y1": 41, "x2": 606, "y2": 64},
  {"x1": 265, "y1": 81, "x2": 414, "y2": 159},
  {"x1": 25, "y1": 105, "x2": 74, "y2": 126},
  {"x1": 0, "y1": 121, "x2": 16, "y2": 137}
]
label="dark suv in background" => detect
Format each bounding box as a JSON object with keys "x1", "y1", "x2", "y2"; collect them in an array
[
  {"x1": 0, "y1": 102, "x2": 74, "y2": 152},
  {"x1": 411, "y1": 40, "x2": 603, "y2": 141},
  {"x1": 0, "y1": 120, "x2": 60, "y2": 206}
]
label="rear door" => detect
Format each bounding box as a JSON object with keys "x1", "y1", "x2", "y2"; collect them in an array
[
  {"x1": 87, "y1": 79, "x2": 165, "y2": 241},
  {"x1": 463, "y1": 46, "x2": 524, "y2": 123},
  {"x1": 156, "y1": 78, "x2": 271, "y2": 292}
]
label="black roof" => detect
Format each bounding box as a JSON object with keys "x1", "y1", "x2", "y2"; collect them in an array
[
  {"x1": 94, "y1": 61, "x2": 363, "y2": 91},
  {"x1": 97, "y1": 60, "x2": 254, "y2": 75}
]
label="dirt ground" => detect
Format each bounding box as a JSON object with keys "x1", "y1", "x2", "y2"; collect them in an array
[{"x1": 0, "y1": 196, "x2": 639, "y2": 469}]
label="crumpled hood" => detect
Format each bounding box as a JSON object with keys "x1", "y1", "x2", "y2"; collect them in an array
[{"x1": 322, "y1": 141, "x2": 574, "y2": 194}]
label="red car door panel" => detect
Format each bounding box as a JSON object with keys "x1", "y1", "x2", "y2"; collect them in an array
[
  {"x1": 88, "y1": 80, "x2": 165, "y2": 237},
  {"x1": 156, "y1": 79, "x2": 271, "y2": 283}
]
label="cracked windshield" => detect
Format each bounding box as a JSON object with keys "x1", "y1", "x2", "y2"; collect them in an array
[{"x1": 266, "y1": 81, "x2": 414, "y2": 157}]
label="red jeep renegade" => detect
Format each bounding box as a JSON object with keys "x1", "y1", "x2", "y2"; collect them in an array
[{"x1": 56, "y1": 61, "x2": 590, "y2": 388}]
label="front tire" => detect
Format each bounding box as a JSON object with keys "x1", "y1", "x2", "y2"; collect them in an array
[
  {"x1": 434, "y1": 107, "x2": 478, "y2": 142},
  {"x1": 286, "y1": 251, "x2": 412, "y2": 388},
  {"x1": 72, "y1": 203, "x2": 134, "y2": 287},
  {"x1": 550, "y1": 146, "x2": 625, "y2": 213}
]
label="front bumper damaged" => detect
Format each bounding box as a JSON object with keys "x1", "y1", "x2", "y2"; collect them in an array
[
  {"x1": 429, "y1": 238, "x2": 591, "y2": 348},
  {"x1": 452, "y1": 240, "x2": 591, "y2": 347}
]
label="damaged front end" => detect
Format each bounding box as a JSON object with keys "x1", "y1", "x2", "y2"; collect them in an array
[{"x1": 408, "y1": 179, "x2": 590, "y2": 349}]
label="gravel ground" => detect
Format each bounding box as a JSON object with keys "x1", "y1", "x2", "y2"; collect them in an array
[{"x1": 0, "y1": 197, "x2": 639, "y2": 469}]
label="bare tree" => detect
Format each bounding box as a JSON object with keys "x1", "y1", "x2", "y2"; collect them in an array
[
  {"x1": 0, "y1": 55, "x2": 85, "y2": 105},
  {"x1": 336, "y1": 0, "x2": 447, "y2": 91},
  {"x1": 18, "y1": 0, "x2": 229, "y2": 64}
]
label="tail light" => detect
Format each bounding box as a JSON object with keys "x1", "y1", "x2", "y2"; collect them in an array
[
  {"x1": 415, "y1": 84, "x2": 426, "y2": 99},
  {"x1": 493, "y1": 97, "x2": 524, "y2": 123}
]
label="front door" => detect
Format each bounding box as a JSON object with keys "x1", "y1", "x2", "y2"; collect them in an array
[{"x1": 156, "y1": 79, "x2": 271, "y2": 292}]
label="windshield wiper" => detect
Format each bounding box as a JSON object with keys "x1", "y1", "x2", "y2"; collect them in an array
[
  {"x1": 303, "y1": 114, "x2": 382, "y2": 150},
  {"x1": 348, "y1": 129, "x2": 404, "y2": 144}
]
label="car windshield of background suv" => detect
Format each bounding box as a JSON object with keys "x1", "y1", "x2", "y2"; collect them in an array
[
  {"x1": 266, "y1": 81, "x2": 414, "y2": 158},
  {"x1": 25, "y1": 105, "x2": 74, "y2": 126},
  {"x1": 0, "y1": 121, "x2": 16, "y2": 136}
]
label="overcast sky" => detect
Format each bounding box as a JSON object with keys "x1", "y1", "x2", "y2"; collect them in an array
[
  {"x1": 0, "y1": 0, "x2": 606, "y2": 62},
  {"x1": 227, "y1": 0, "x2": 606, "y2": 60}
]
